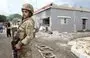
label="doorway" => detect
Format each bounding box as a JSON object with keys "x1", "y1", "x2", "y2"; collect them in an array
[{"x1": 82, "y1": 19, "x2": 87, "y2": 31}]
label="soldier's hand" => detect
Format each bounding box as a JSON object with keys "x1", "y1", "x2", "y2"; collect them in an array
[
  {"x1": 15, "y1": 44, "x2": 21, "y2": 50},
  {"x1": 15, "y1": 42, "x2": 24, "y2": 50}
]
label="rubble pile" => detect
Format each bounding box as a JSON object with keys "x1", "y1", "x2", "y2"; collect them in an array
[
  {"x1": 35, "y1": 31, "x2": 90, "y2": 58},
  {"x1": 36, "y1": 31, "x2": 73, "y2": 41},
  {"x1": 72, "y1": 32, "x2": 90, "y2": 39},
  {"x1": 36, "y1": 31, "x2": 90, "y2": 42},
  {"x1": 68, "y1": 37, "x2": 90, "y2": 58}
]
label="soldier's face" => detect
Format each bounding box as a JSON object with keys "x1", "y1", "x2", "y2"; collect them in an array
[{"x1": 22, "y1": 9, "x2": 30, "y2": 19}]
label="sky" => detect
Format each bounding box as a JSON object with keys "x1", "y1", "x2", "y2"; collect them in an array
[{"x1": 0, "y1": 0, "x2": 90, "y2": 15}]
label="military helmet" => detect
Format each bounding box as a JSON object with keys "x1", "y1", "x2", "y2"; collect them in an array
[{"x1": 22, "y1": 3, "x2": 34, "y2": 14}]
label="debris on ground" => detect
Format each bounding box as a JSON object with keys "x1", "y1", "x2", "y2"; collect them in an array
[{"x1": 68, "y1": 37, "x2": 90, "y2": 58}]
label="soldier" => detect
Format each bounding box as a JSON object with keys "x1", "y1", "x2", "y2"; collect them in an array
[
  {"x1": 6, "y1": 22, "x2": 11, "y2": 37},
  {"x1": 12, "y1": 3, "x2": 35, "y2": 58}
]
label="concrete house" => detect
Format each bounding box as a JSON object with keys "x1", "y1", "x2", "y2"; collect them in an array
[{"x1": 34, "y1": 3, "x2": 90, "y2": 32}]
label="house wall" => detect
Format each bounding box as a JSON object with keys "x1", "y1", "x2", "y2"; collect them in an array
[
  {"x1": 51, "y1": 8, "x2": 74, "y2": 32},
  {"x1": 34, "y1": 8, "x2": 90, "y2": 32},
  {"x1": 51, "y1": 8, "x2": 90, "y2": 32},
  {"x1": 34, "y1": 8, "x2": 51, "y2": 29}
]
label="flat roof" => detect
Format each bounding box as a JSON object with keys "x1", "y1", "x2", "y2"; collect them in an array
[{"x1": 34, "y1": 3, "x2": 90, "y2": 14}]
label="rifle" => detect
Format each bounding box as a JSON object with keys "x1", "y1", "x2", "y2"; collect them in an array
[
  {"x1": 11, "y1": 29, "x2": 20, "y2": 58},
  {"x1": 11, "y1": 38, "x2": 20, "y2": 58}
]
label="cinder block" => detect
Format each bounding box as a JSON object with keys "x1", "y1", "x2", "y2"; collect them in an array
[
  {"x1": 42, "y1": 51, "x2": 53, "y2": 56},
  {"x1": 45, "y1": 55, "x2": 56, "y2": 58},
  {"x1": 36, "y1": 45, "x2": 53, "y2": 51}
]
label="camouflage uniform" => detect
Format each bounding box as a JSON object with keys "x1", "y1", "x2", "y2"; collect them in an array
[
  {"x1": 18, "y1": 17, "x2": 35, "y2": 58},
  {"x1": 14, "y1": 3, "x2": 35, "y2": 58}
]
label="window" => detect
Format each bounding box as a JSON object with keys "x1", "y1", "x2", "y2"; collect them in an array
[
  {"x1": 61, "y1": 18, "x2": 67, "y2": 24},
  {"x1": 57, "y1": 16, "x2": 71, "y2": 25},
  {"x1": 43, "y1": 17, "x2": 50, "y2": 26}
]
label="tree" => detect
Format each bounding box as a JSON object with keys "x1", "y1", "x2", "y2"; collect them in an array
[
  {"x1": 7, "y1": 14, "x2": 22, "y2": 21},
  {"x1": 0, "y1": 15, "x2": 7, "y2": 22}
]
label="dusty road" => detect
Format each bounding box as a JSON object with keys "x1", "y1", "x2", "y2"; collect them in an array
[
  {"x1": 0, "y1": 33, "x2": 12, "y2": 58},
  {"x1": 0, "y1": 31, "x2": 78, "y2": 58}
]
